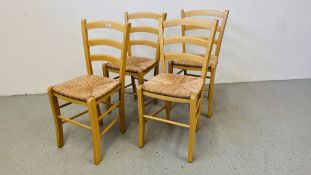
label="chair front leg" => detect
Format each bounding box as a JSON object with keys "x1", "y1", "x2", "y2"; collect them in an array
[
  {"x1": 137, "y1": 85, "x2": 145, "y2": 148},
  {"x1": 208, "y1": 66, "x2": 216, "y2": 118},
  {"x1": 48, "y1": 87, "x2": 64, "y2": 148},
  {"x1": 188, "y1": 94, "x2": 197, "y2": 163},
  {"x1": 87, "y1": 98, "x2": 101, "y2": 165},
  {"x1": 119, "y1": 88, "x2": 126, "y2": 133}
]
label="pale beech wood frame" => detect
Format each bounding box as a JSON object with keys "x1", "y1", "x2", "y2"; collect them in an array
[
  {"x1": 103, "y1": 12, "x2": 167, "y2": 103},
  {"x1": 138, "y1": 18, "x2": 218, "y2": 162},
  {"x1": 168, "y1": 10, "x2": 229, "y2": 118},
  {"x1": 48, "y1": 19, "x2": 131, "y2": 165}
]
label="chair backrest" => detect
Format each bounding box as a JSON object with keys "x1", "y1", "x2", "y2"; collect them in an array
[
  {"x1": 181, "y1": 9, "x2": 229, "y2": 57},
  {"x1": 81, "y1": 19, "x2": 131, "y2": 85},
  {"x1": 125, "y1": 12, "x2": 167, "y2": 60},
  {"x1": 159, "y1": 18, "x2": 218, "y2": 83}
]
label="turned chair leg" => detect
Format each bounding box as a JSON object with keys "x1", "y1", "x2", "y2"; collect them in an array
[
  {"x1": 188, "y1": 94, "x2": 197, "y2": 163},
  {"x1": 208, "y1": 66, "x2": 216, "y2": 118},
  {"x1": 119, "y1": 88, "x2": 126, "y2": 133},
  {"x1": 137, "y1": 85, "x2": 145, "y2": 148},
  {"x1": 48, "y1": 87, "x2": 64, "y2": 148},
  {"x1": 87, "y1": 98, "x2": 101, "y2": 165}
]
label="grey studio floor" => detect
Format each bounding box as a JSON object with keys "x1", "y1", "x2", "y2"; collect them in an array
[{"x1": 1, "y1": 79, "x2": 311, "y2": 175}]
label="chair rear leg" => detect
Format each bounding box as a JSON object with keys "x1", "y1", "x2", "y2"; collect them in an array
[
  {"x1": 168, "y1": 61, "x2": 173, "y2": 73},
  {"x1": 131, "y1": 76, "x2": 137, "y2": 99},
  {"x1": 48, "y1": 87, "x2": 64, "y2": 148},
  {"x1": 188, "y1": 94, "x2": 197, "y2": 163},
  {"x1": 87, "y1": 98, "x2": 102, "y2": 165},
  {"x1": 119, "y1": 88, "x2": 126, "y2": 133},
  {"x1": 165, "y1": 101, "x2": 171, "y2": 120},
  {"x1": 102, "y1": 64, "x2": 112, "y2": 111},
  {"x1": 208, "y1": 67, "x2": 216, "y2": 118},
  {"x1": 137, "y1": 85, "x2": 145, "y2": 148}
]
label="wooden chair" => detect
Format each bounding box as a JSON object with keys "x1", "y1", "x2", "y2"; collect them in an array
[
  {"x1": 137, "y1": 18, "x2": 218, "y2": 162},
  {"x1": 168, "y1": 10, "x2": 229, "y2": 117},
  {"x1": 48, "y1": 19, "x2": 131, "y2": 165},
  {"x1": 102, "y1": 12, "x2": 166, "y2": 106}
]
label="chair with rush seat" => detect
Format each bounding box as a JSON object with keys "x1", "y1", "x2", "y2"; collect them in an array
[
  {"x1": 168, "y1": 10, "x2": 229, "y2": 117},
  {"x1": 48, "y1": 19, "x2": 131, "y2": 165},
  {"x1": 103, "y1": 12, "x2": 166, "y2": 107},
  {"x1": 137, "y1": 18, "x2": 218, "y2": 162}
]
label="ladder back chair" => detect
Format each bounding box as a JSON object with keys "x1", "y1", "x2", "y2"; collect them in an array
[
  {"x1": 137, "y1": 18, "x2": 218, "y2": 162},
  {"x1": 168, "y1": 10, "x2": 229, "y2": 117},
  {"x1": 48, "y1": 19, "x2": 131, "y2": 165},
  {"x1": 103, "y1": 12, "x2": 167, "y2": 106}
]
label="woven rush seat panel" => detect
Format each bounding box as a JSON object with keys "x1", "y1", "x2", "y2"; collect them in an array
[
  {"x1": 53, "y1": 75, "x2": 120, "y2": 102},
  {"x1": 107, "y1": 56, "x2": 156, "y2": 73},
  {"x1": 172, "y1": 55, "x2": 218, "y2": 68},
  {"x1": 142, "y1": 73, "x2": 204, "y2": 99}
]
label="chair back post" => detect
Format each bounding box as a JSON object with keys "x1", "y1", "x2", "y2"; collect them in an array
[
  {"x1": 201, "y1": 20, "x2": 218, "y2": 83},
  {"x1": 81, "y1": 19, "x2": 93, "y2": 75},
  {"x1": 119, "y1": 22, "x2": 131, "y2": 87},
  {"x1": 215, "y1": 10, "x2": 229, "y2": 56},
  {"x1": 158, "y1": 18, "x2": 165, "y2": 73},
  {"x1": 181, "y1": 9, "x2": 186, "y2": 53},
  {"x1": 124, "y1": 12, "x2": 132, "y2": 56}
]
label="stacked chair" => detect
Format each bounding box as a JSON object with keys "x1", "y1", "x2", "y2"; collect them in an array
[
  {"x1": 168, "y1": 10, "x2": 229, "y2": 117},
  {"x1": 47, "y1": 10, "x2": 228, "y2": 165}
]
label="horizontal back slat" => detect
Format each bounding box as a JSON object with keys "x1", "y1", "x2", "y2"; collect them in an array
[
  {"x1": 88, "y1": 39, "x2": 123, "y2": 50},
  {"x1": 89, "y1": 54, "x2": 120, "y2": 65},
  {"x1": 164, "y1": 36, "x2": 209, "y2": 48},
  {"x1": 184, "y1": 25, "x2": 222, "y2": 32},
  {"x1": 184, "y1": 10, "x2": 225, "y2": 18},
  {"x1": 189, "y1": 36, "x2": 219, "y2": 44},
  {"x1": 86, "y1": 21, "x2": 124, "y2": 32},
  {"x1": 131, "y1": 26, "x2": 158, "y2": 34},
  {"x1": 130, "y1": 39, "x2": 158, "y2": 48},
  {"x1": 163, "y1": 19, "x2": 213, "y2": 30},
  {"x1": 164, "y1": 53, "x2": 204, "y2": 64},
  {"x1": 128, "y1": 12, "x2": 163, "y2": 19}
]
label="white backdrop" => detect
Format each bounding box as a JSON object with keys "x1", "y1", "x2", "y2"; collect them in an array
[{"x1": 1, "y1": 0, "x2": 311, "y2": 96}]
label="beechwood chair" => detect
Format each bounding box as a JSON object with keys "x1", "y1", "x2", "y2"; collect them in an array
[
  {"x1": 103, "y1": 12, "x2": 166, "y2": 107},
  {"x1": 48, "y1": 19, "x2": 130, "y2": 165},
  {"x1": 168, "y1": 10, "x2": 229, "y2": 117},
  {"x1": 137, "y1": 18, "x2": 218, "y2": 162}
]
